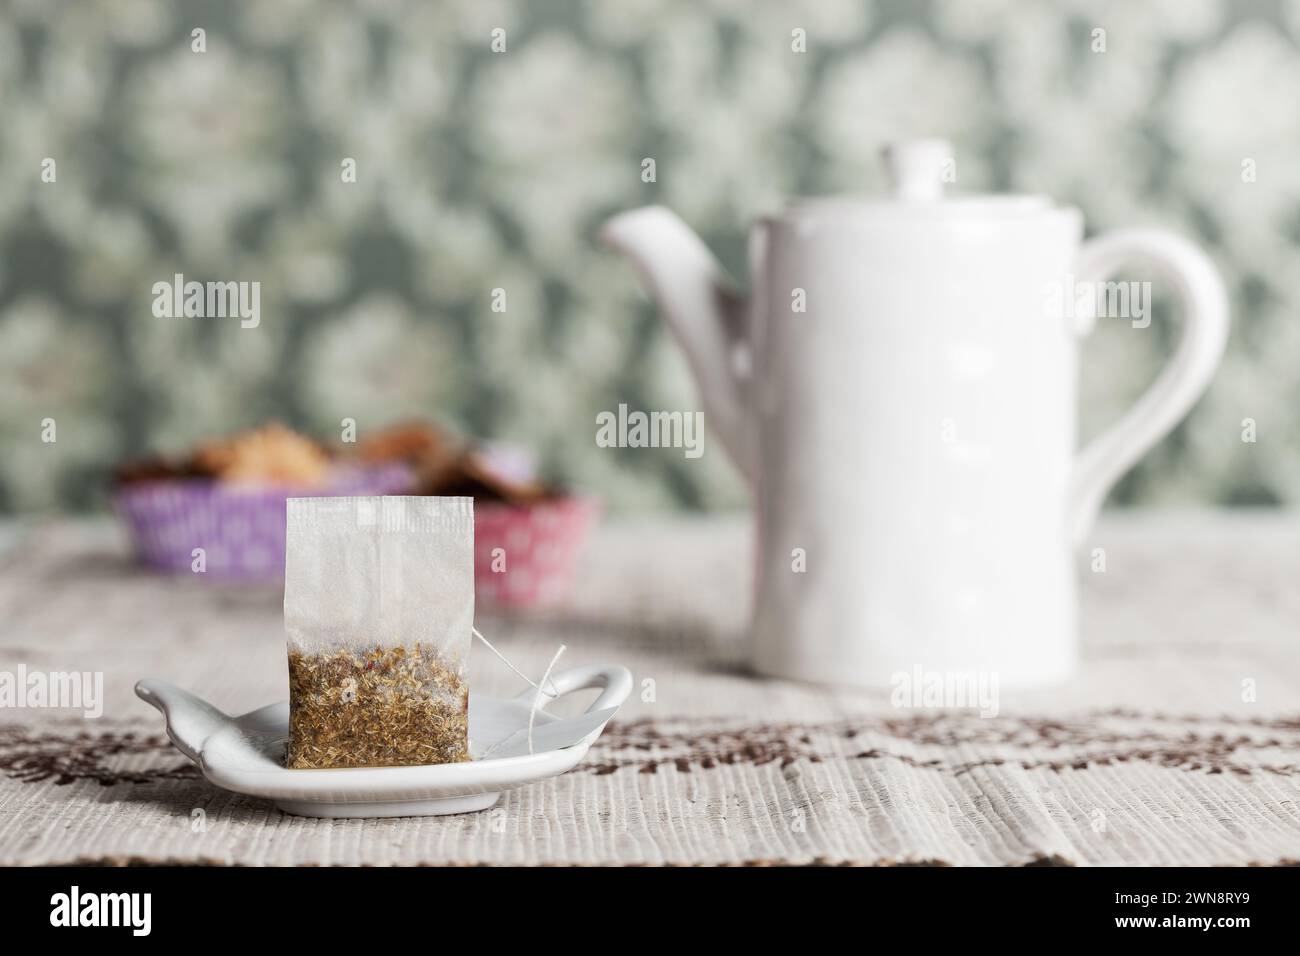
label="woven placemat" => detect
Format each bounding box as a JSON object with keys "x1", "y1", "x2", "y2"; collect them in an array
[{"x1": 2, "y1": 515, "x2": 1299, "y2": 865}]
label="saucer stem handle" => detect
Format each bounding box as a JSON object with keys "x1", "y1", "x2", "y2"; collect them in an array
[
  {"x1": 135, "y1": 680, "x2": 232, "y2": 763},
  {"x1": 512, "y1": 665, "x2": 633, "y2": 715}
]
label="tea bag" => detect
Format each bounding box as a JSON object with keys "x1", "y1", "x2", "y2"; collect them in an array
[{"x1": 283, "y1": 496, "x2": 473, "y2": 769}]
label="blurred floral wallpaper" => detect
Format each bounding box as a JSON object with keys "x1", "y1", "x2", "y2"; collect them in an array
[{"x1": 1, "y1": 0, "x2": 1298, "y2": 513}]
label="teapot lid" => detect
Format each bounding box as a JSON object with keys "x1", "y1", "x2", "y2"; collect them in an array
[{"x1": 784, "y1": 137, "x2": 1055, "y2": 220}]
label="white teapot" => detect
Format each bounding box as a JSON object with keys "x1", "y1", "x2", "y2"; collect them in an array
[{"x1": 601, "y1": 138, "x2": 1228, "y2": 688}]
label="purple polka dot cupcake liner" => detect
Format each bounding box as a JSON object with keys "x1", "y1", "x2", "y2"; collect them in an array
[{"x1": 112, "y1": 464, "x2": 414, "y2": 581}]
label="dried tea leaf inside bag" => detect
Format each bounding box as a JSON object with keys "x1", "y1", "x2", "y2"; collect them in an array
[{"x1": 283, "y1": 496, "x2": 473, "y2": 769}]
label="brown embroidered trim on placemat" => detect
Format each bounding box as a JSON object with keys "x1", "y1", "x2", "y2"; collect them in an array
[
  {"x1": 3, "y1": 710, "x2": 1297, "y2": 787},
  {"x1": 0, "y1": 724, "x2": 196, "y2": 786},
  {"x1": 584, "y1": 712, "x2": 1300, "y2": 778}
]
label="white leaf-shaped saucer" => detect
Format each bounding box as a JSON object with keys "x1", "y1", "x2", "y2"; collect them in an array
[{"x1": 136, "y1": 665, "x2": 632, "y2": 818}]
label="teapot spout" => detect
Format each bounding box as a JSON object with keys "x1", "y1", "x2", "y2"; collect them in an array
[{"x1": 599, "y1": 206, "x2": 757, "y2": 485}]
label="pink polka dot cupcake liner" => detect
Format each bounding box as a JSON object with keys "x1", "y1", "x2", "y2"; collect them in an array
[{"x1": 472, "y1": 497, "x2": 599, "y2": 609}]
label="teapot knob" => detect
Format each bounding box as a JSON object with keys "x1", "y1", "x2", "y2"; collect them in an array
[{"x1": 882, "y1": 138, "x2": 952, "y2": 201}]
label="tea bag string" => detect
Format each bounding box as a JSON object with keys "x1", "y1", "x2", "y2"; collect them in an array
[
  {"x1": 472, "y1": 627, "x2": 561, "y2": 699},
  {"x1": 528, "y1": 644, "x2": 566, "y2": 755},
  {"x1": 472, "y1": 627, "x2": 566, "y2": 756}
]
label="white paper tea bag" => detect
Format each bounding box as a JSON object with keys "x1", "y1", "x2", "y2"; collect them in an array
[{"x1": 283, "y1": 496, "x2": 474, "y2": 769}]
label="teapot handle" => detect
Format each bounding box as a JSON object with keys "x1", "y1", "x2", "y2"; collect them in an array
[{"x1": 1068, "y1": 229, "x2": 1229, "y2": 546}]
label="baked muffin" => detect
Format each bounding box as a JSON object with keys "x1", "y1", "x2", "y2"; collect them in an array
[{"x1": 191, "y1": 423, "x2": 331, "y2": 487}]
